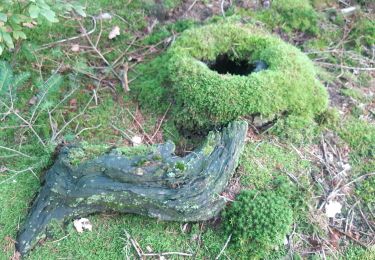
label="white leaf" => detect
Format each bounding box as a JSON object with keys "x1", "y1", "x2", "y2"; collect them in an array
[
  {"x1": 71, "y1": 44, "x2": 80, "y2": 52},
  {"x1": 131, "y1": 136, "x2": 142, "y2": 146},
  {"x1": 73, "y1": 218, "x2": 93, "y2": 233},
  {"x1": 108, "y1": 26, "x2": 120, "y2": 39},
  {"x1": 325, "y1": 201, "x2": 342, "y2": 218},
  {"x1": 95, "y1": 13, "x2": 112, "y2": 20}
]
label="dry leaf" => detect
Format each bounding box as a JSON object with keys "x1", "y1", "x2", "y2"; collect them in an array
[
  {"x1": 325, "y1": 201, "x2": 342, "y2": 218},
  {"x1": 109, "y1": 26, "x2": 120, "y2": 39},
  {"x1": 73, "y1": 218, "x2": 92, "y2": 233},
  {"x1": 22, "y1": 22, "x2": 35, "y2": 28},
  {"x1": 71, "y1": 44, "x2": 80, "y2": 52}
]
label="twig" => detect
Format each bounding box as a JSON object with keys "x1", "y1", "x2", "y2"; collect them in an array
[
  {"x1": 51, "y1": 95, "x2": 95, "y2": 142},
  {"x1": 316, "y1": 62, "x2": 375, "y2": 71},
  {"x1": 123, "y1": 62, "x2": 130, "y2": 92},
  {"x1": 111, "y1": 124, "x2": 132, "y2": 142},
  {"x1": 358, "y1": 204, "x2": 375, "y2": 233},
  {"x1": 0, "y1": 167, "x2": 34, "y2": 185},
  {"x1": 215, "y1": 234, "x2": 232, "y2": 260},
  {"x1": 36, "y1": 16, "x2": 97, "y2": 51},
  {"x1": 329, "y1": 226, "x2": 368, "y2": 248},
  {"x1": 221, "y1": 0, "x2": 226, "y2": 17},
  {"x1": 143, "y1": 252, "x2": 193, "y2": 257},
  {"x1": 95, "y1": 14, "x2": 103, "y2": 48},
  {"x1": 344, "y1": 172, "x2": 375, "y2": 188},
  {"x1": 123, "y1": 229, "x2": 143, "y2": 259},
  {"x1": 150, "y1": 103, "x2": 171, "y2": 141},
  {"x1": 186, "y1": 0, "x2": 198, "y2": 14},
  {"x1": 0, "y1": 145, "x2": 32, "y2": 158},
  {"x1": 0, "y1": 86, "x2": 46, "y2": 147},
  {"x1": 30, "y1": 63, "x2": 64, "y2": 124},
  {"x1": 77, "y1": 17, "x2": 124, "y2": 87},
  {"x1": 75, "y1": 124, "x2": 102, "y2": 138},
  {"x1": 125, "y1": 108, "x2": 153, "y2": 144}
]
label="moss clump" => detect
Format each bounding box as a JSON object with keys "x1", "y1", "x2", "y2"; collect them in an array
[
  {"x1": 135, "y1": 22, "x2": 328, "y2": 132},
  {"x1": 222, "y1": 189, "x2": 293, "y2": 258}
]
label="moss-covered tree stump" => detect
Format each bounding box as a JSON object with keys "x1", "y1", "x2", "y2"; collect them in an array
[
  {"x1": 17, "y1": 121, "x2": 248, "y2": 255},
  {"x1": 136, "y1": 22, "x2": 328, "y2": 131}
]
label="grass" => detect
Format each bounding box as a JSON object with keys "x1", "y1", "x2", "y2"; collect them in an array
[
  {"x1": 0, "y1": 0, "x2": 374, "y2": 259},
  {"x1": 26, "y1": 214, "x2": 232, "y2": 259}
]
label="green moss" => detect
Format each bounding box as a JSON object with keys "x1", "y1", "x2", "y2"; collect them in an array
[
  {"x1": 68, "y1": 142, "x2": 110, "y2": 166},
  {"x1": 340, "y1": 88, "x2": 368, "y2": 102},
  {"x1": 115, "y1": 145, "x2": 153, "y2": 157},
  {"x1": 356, "y1": 176, "x2": 375, "y2": 206},
  {"x1": 315, "y1": 108, "x2": 340, "y2": 128},
  {"x1": 342, "y1": 245, "x2": 375, "y2": 260},
  {"x1": 255, "y1": 0, "x2": 319, "y2": 35},
  {"x1": 135, "y1": 22, "x2": 328, "y2": 133},
  {"x1": 175, "y1": 161, "x2": 186, "y2": 171},
  {"x1": 348, "y1": 16, "x2": 375, "y2": 52},
  {"x1": 240, "y1": 139, "x2": 311, "y2": 189},
  {"x1": 222, "y1": 189, "x2": 293, "y2": 259},
  {"x1": 338, "y1": 118, "x2": 375, "y2": 175}
]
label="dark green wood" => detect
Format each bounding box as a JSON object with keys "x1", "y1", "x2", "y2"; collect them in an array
[{"x1": 17, "y1": 121, "x2": 247, "y2": 255}]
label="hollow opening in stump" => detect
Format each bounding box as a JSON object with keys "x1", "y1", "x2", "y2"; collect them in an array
[{"x1": 205, "y1": 54, "x2": 268, "y2": 76}]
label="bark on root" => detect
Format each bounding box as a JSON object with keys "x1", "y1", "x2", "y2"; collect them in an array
[{"x1": 17, "y1": 121, "x2": 248, "y2": 255}]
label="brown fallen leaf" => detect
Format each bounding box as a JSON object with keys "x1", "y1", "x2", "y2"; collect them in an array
[
  {"x1": 108, "y1": 26, "x2": 120, "y2": 39},
  {"x1": 28, "y1": 95, "x2": 38, "y2": 106},
  {"x1": 329, "y1": 230, "x2": 341, "y2": 249},
  {"x1": 11, "y1": 251, "x2": 21, "y2": 260},
  {"x1": 69, "y1": 98, "x2": 78, "y2": 112}
]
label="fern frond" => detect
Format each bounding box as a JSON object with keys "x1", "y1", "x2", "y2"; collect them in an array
[
  {"x1": 32, "y1": 74, "x2": 64, "y2": 112},
  {"x1": 0, "y1": 61, "x2": 14, "y2": 96},
  {"x1": 12, "y1": 72, "x2": 31, "y2": 91}
]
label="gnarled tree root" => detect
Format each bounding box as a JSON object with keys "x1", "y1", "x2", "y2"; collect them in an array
[{"x1": 17, "y1": 121, "x2": 248, "y2": 255}]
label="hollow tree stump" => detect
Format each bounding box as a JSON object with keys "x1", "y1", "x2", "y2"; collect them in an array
[{"x1": 17, "y1": 121, "x2": 248, "y2": 255}]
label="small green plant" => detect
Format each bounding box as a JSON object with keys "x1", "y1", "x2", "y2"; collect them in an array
[
  {"x1": 222, "y1": 189, "x2": 293, "y2": 258},
  {"x1": 0, "y1": 0, "x2": 85, "y2": 55}
]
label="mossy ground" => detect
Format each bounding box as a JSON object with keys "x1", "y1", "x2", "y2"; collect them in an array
[{"x1": 1, "y1": 0, "x2": 374, "y2": 259}]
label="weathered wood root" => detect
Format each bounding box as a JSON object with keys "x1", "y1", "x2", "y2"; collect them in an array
[{"x1": 17, "y1": 121, "x2": 248, "y2": 255}]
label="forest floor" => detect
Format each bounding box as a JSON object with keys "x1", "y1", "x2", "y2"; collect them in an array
[{"x1": 0, "y1": 0, "x2": 374, "y2": 259}]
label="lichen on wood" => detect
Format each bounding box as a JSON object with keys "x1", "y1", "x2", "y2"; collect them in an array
[{"x1": 17, "y1": 121, "x2": 248, "y2": 255}]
